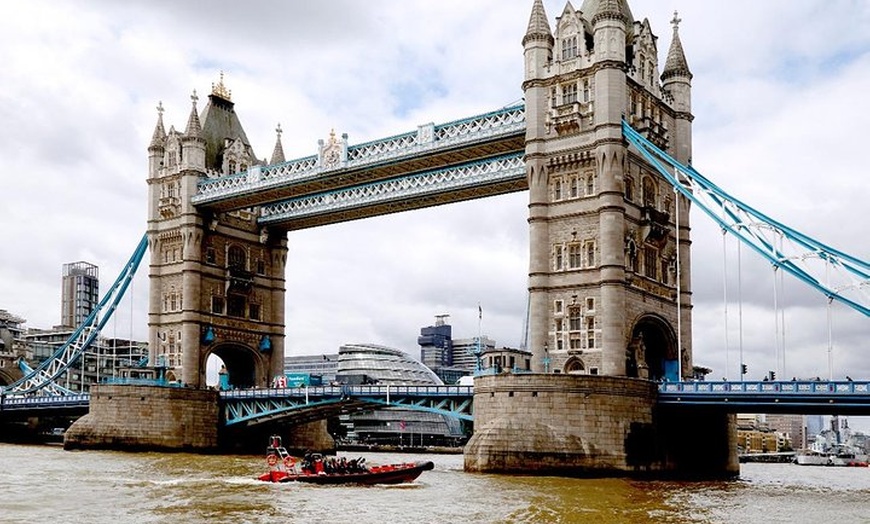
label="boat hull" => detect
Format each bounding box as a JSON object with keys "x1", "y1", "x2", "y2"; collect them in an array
[{"x1": 259, "y1": 460, "x2": 434, "y2": 485}]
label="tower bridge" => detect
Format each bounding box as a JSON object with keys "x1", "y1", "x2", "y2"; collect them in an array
[{"x1": 2, "y1": 0, "x2": 868, "y2": 478}]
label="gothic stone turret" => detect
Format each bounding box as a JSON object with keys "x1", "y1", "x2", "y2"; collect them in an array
[
  {"x1": 146, "y1": 78, "x2": 287, "y2": 389},
  {"x1": 466, "y1": 0, "x2": 737, "y2": 480},
  {"x1": 523, "y1": 0, "x2": 693, "y2": 381}
]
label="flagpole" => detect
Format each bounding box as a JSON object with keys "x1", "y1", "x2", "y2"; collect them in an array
[{"x1": 477, "y1": 303, "x2": 482, "y2": 373}]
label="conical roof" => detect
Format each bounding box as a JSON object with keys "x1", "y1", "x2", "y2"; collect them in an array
[
  {"x1": 149, "y1": 101, "x2": 166, "y2": 149},
  {"x1": 184, "y1": 90, "x2": 203, "y2": 138},
  {"x1": 523, "y1": 0, "x2": 553, "y2": 46},
  {"x1": 270, "y1": 124, "x2": 285, "y2": 165},
  {"x1": 581, "y1": 0, "x2": 633, "y2": 25},
  {"x1": 662, "y1": 11, "x2": 692, "y2": 81}
]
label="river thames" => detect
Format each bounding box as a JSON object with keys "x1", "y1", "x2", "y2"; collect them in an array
[{"x1": 1, "y1": 443, "x2": 868, "y2": 523}]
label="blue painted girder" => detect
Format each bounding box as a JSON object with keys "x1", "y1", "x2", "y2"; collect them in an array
[{"x1": 220, "y1": 385, "x2": 474, "y2": 426}]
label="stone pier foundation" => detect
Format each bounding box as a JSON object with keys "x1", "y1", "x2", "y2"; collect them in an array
[
  {"x1": 464, "y1": 374, "x2": 737, "y2": 479},
  {"x1": 64, "y1": 384, "x2": 219, "y2": 452}
]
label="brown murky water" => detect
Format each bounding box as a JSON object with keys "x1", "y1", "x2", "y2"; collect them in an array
[{"x1": 1, "y1": 444, "x2": 869, "y2": 523}]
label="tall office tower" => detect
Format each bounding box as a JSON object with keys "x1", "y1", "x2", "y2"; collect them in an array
[
  {"x1": 61, "y1": 261, "x2": 99, "y2": 329},
  {"x1": 418, "y1": 314, "x2": 453, "y2": 370}
]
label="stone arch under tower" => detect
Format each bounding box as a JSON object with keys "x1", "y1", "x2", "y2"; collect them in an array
[
  {"x1": 626, "y1": 315, "x2": 678, "y2": 382},
  {"x1": 563, "y1": 356, "x2": 585, "y2": 374},
  {"x1": 205, "y1": 343, "x2": 263, "y2": 390}
]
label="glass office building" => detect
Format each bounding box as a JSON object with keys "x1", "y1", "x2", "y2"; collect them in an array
[
  {"x1": 61, "y1": 261, "x2": 99, "y2": 329},
  {"x1": 336, "y1": 343, "x2": 465, "y2": 446}
]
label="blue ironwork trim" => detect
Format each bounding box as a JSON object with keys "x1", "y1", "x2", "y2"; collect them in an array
[
  {"x1": 1, "y1": 234, "x2": 149, "y2": 396},
  {"x1": 623, "y1": 121, "x2": 870, "y2": 317}
]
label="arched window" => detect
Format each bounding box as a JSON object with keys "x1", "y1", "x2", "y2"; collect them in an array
[
  {"x1": 228, "y1": 245, "x2": 246, "y2": 271},
  {"x1": 642, "y1": 177, "x2": 657, "y2": 207},
  {"x1": 565, "y1": 357, "x2": 585, "y2": 374}
]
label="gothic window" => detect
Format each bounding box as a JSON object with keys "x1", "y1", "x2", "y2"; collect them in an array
[
  {"x1": 211, "y1": 296, "x2": 225, "y2": 315},
  {"x1": 249, "y1": 303, "x2": 261, "y2": 321},
  {"x1": 227, "y1": 295, "x2": 245, "y2": 318},
  {"x1": 556, "y1": 338, "x2": 564, "y2": 350},
  {"x1": 585, "y1": 241, "x2": 596, "y2": 268},
  {"x1": 205, "y1": 247, "x2": 216, "y2": 265},
  {"x1": 228, "y1": 245, "x2": 246, "y2": 271},
  {"x1": 586, "y1": 316, "x2": 596, "y2": 348},
  {"x1": 555, "y1": 318, "x2": 564, "y2": 333},
  {"x1": 644, "y1": 247, "x2": 658, "y2": 279},
  {"x1": 583, "y1": 80, "x2": 590, "y2": 103},
  {"x1": 570, "y1": 176, "x2": 579, "y2": 198},
  {"x1": 642, "y1": 177, "x2": 657, "y2": 207},
  {"x1": 555, "y1": 300, "x2": 563, "y2": 314},
  {"x1": 563, "y1": 83, "x2": 578, "y2": 105},
  {"x1": 256, "y1": 259, "x2": 266, "y2": 275},
  {"x1": 568, "y1": 244, "x2": 582, "y2": 269},
  {"x1": 553, "y1": 178, "x2": 563, "y2": 201},
  {"x1": 561, "y1": 36, "x2": 577, "y2": 60},
  {"x1": 554, "y1": 245, "x2": 563, "y2": 271},
  {"x1": 586, "y1": 297, "x2": 595, "y2": 312},
  {"x1": 661, "y1": 259, "x2": 670, "y2": 285},
  {"x1": 625, "y1": 176, "x2": 634, "y2": 201},
  {"x1": 585, "y1": 175, "x2": 595, "y2": 196},
  {"x1": 568, "y1": 307, "x2": 582, "y2": 331},
  {"x1": 569, "y1": 335, "x2": 582, "y2": 350},
  {"x1": 170, "y1": 292, "x2": 177, "y2": 312},
  {"x1": 228, "y1": 160, "x2": 237, "y2": 175}
]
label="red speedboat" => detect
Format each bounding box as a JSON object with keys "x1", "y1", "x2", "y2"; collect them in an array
[{"x1": 257, "y1": 436, "x2": 434, "y2": 485}]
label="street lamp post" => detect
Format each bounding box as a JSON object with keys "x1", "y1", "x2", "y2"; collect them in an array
[{"x1": 542, "y1": 341, "x2": 550, "y2": 373}]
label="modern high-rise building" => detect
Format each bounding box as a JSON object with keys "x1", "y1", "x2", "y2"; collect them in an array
[
  {"x1": 418, "y1": 314, "x2": 453, "y2": 369},
  {"x1": 61, "y1": 261, "x2": 99, "y2": 329}
]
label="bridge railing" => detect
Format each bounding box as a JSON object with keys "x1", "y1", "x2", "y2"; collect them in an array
[
  {"x1": 660, "y1": 380, "x2": 870, "y2": 395},
  {"x1": 220, "y1": 384, "x2": 473, "y2": 400},
  {"x1": 0, "y1": 393, "x2": 90, "y2": 410}
]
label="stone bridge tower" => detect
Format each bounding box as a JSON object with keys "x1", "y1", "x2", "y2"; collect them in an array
[
  {"x1": 146, "y1": 77, "x2": 288, "y2": 389},
  {"x1": 467, "y1": 1, "x2": 737, "y2": 479},
  {"x1": 524, "y1": 0, "x2": 694, "y2": 380}
]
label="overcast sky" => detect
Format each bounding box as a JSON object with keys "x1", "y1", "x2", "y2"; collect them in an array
[{"x1": 1, "y1": 1, "x2": 868, "y2": 401}]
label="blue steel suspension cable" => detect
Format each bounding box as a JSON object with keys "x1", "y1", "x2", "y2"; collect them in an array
[
  {"x1": 1, "y1": 234, "x2": 149, "y2": 395},
  {"x1": 622, "y1": 121, "x2": 870, "y2": 318}
]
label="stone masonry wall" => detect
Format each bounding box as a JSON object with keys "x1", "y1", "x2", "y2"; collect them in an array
[
  {"x1": 464, "y1": 374, "x2": 659, "y2": 476},
  {"x1": 64, "y1": 384, "x2": 219, "y2": 452}
]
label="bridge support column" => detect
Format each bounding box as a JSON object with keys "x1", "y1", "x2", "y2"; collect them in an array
[
  {"x1": 464, "y1": 374, "x2": 737, "y2": 479},
  {"x1": 64, "y1": 384, "x2": 219, "y2": 452},
  {"x1": 656, "y1": 407, "x2": 739, "y2": 478},
  {"x1": 284, "y1": 420, "x2": 335, "y2": 455}
]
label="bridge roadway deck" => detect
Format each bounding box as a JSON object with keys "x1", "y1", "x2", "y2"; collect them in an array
[
  {"x1": 219, "y1": 384, "x2": 475, "y2": 427},
  {"x1": 4, "y1": 380, "x2": 870, "y2": 423},
  {"x1": 657, "y1": 380, "x2": 870, "y2": 415}
]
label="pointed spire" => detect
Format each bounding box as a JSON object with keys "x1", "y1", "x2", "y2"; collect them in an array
[
  {"x1": 185, "y1": 89, "x2": 203, "y2": 138},
  {"x1": 150, "y1": 101, "x2": 166, "y2": 148},
  {"x1": 592, "y1": 0, "x2": 628, "y2": 24},
  {"x1": 523, "y1": 0, "x2": 553, "y2": 46},
  {"x1": 662, "y1": 11, "x2": 693, "y2": 81},
  {"x1": 270, "y1": 123, "x2": 285, "y2": 164}
]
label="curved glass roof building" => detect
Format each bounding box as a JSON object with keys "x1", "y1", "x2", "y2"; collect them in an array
[
  {"x1": 336, "y1": 343, "x2": 464, "y2": 446},
  {"x1": 337, "y1": 343, "x2": 443, "y2": 385}
]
